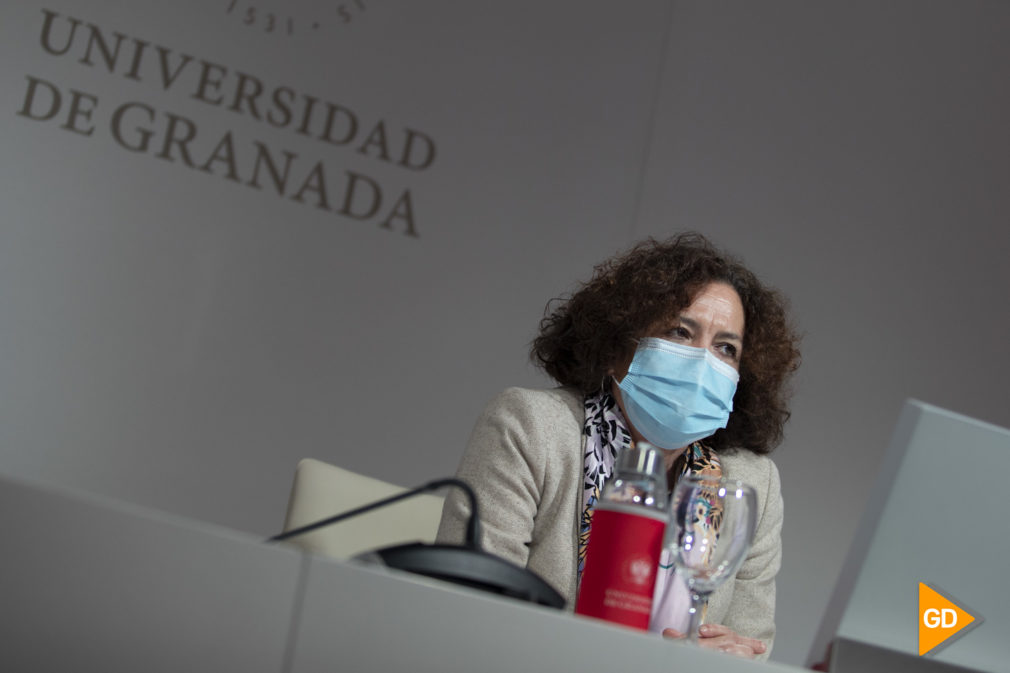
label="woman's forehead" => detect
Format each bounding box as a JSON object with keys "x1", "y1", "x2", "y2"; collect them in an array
[{"x1": 673, "y1": 282, "x2": 745, "y2": 333}]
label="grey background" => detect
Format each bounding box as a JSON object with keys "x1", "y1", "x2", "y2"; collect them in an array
[{"x1": 1, "y1": 1, "x2": 1008, "y2": 666}]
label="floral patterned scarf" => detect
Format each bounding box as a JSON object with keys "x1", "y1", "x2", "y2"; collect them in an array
[{"x1": 577, "y1": 388, "x2": 632, "y2": 578}]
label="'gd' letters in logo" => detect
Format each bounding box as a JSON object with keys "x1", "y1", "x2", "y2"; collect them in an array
[{"x1": 918, "y1": 582, "x2": 984, "y2": 657}]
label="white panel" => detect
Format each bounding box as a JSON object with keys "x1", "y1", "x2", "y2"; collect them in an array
[
  {"x1": 834, "y1": 402, "x2": 1008, "y2": 671},
  {"x1": 0, "y1": 472, "x2": 304, "y2": 672}
]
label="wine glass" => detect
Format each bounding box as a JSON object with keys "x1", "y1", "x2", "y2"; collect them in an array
[{"x1": 667, "y1": 475, "x2": 757, "y2": 642}]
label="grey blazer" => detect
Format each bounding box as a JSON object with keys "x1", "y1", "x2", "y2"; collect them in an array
[{"x1": 437, "y1": 386, "x2": 783, "y2": 658}]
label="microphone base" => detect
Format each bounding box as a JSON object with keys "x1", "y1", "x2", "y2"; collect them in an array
[{"x1": 360, "y1": 542, "x2": 566, "y2": 610}]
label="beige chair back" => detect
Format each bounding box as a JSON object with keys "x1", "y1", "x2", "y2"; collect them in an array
[{"x1": 281, "y1": 458, "x2": 446, "y2": 559}]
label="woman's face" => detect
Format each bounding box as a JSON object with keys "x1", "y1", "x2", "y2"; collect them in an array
[
  {"x1": 613, "y1": 281, "x2": 746, "y2": 379},
  {"x1": 654, "y1": 281, "x2": 745, "y2": 369},
  {"x1": 611, "y1": 281, "x2": 745, "y2": 452}
]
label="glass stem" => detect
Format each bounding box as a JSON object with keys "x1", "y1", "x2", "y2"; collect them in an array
[{"x1": 687, "y1": 587, "x2": 708, "y2": 642}]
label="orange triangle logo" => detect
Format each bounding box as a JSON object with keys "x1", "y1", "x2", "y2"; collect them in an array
[{"x1": 918, "y1": 582, "x2": 984, "y2": 656}]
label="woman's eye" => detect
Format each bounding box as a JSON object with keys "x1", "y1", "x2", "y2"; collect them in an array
[
  {"x1": 670, "y1": 326, "x2": 691, "y2": 340},
  {"x1": 717, "y1": 343, "x2": 739, "y2": 359}
]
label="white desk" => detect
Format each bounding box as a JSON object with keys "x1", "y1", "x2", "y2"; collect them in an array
[{"x1": 0, "y1": 471, "x2": 809, "y2": 672}]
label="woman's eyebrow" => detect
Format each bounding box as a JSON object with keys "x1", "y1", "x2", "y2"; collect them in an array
[
  {"x1": 678, "y1": 315, "x2": 742, "y2": 342},
  {"x1": 677, "y1": 315, "x2": 700, "y2": 330},
  {"x1": 716, "y1": 330, "x2": 743, "y2": 343}
]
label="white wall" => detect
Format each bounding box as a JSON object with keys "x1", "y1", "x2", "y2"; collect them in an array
[
  {"x1": 0, "y1": 0, "x2": 668, "y2": 524},
  {"x1": 1, "y1": 1, "x2": 1008, "y2": 666},
  {"x1": 635, "y1": 1, "x2": 1010, "y2": 664}
]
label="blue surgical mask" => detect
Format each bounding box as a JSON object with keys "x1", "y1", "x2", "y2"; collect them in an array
[{"x1": 616, "y1": 338, "x2": 739, "y2": 450}]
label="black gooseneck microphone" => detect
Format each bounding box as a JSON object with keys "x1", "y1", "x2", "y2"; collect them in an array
[{"x1": 268, "y1": 478, "x2": 566, "y2": 609}]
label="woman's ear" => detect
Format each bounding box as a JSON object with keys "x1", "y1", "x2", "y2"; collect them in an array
[{"x1": 609, "y1": 349, "x2": 635, "y2": 383}]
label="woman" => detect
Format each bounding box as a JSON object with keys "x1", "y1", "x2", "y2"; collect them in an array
[{"x1": 437, "y1": 233, "x2": 801, "y2": 659}]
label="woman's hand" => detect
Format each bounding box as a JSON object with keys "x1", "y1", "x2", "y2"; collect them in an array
[{"x1": 662, "y1": 623, "x2": 767, "y2": 659}]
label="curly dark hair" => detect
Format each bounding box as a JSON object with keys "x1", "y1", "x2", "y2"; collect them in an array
[{"x1": 531, "y1": 233, "x2": 801, "y2": 455}]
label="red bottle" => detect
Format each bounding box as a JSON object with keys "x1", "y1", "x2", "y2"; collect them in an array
[{"x1": 575, "y1": 444, "x2": 668, "y2": 630}]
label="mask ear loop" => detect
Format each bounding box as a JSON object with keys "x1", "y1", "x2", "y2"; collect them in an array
[{"x1": 600, "y1": 372, "x2": 612, "y2": 394}]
